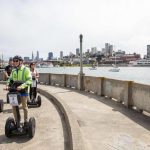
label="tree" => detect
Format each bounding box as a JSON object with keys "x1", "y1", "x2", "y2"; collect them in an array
[{"x1": 96, "y1": 54, "x2": 104, "y2": 64}]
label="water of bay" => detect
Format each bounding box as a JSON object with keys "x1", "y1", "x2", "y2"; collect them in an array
[{"x1": 37, "y1": 67, "x2": 150, "y2": 85}]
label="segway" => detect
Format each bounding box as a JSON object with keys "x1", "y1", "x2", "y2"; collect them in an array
[
  {"x1": 5, "y1": 81, "x2": 36, "y2": 138},
  {"x1": 27, "y1": 76, "x2": 41, "y2": 107}
]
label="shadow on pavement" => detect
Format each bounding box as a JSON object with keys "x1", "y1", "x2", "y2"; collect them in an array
[
  {"x1": 79, "y1": 90, "x2": 150, "y2": 131},
  {"x1": 0, "y1": 134, "x2": 31, "y2": 144},
  {"x1": 52, "y1": 86, "x2": 150, "y2": 132},
  {"x1": 2, "y1": 108, "x2": 13, "y2": 114},
  {"x1": 3, "y1": 101, "x2": 8, "y2": 104}
]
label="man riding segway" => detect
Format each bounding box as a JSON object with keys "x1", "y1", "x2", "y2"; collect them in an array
[{"x1": 5, "y1": 55, "x2": 36, "y2": 138}]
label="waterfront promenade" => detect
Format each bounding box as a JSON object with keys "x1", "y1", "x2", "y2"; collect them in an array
[
  {"x1": 38, "y1": 85, "x2": 150, "y2": 150},
  {"x1": 0, "y1": 84, "x2": 66, "y2": 150},
  {"x1": 0, "y1": 83, "x2": 150, "y2": 150}
]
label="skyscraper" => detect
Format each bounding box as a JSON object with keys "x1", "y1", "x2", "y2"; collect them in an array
[
  {"x1": 60, "y1": 51, "x2": 63, "y2": 59},
  {"x1": 32, "y1": 51, "x2": 34, "y2": 61},
  {"x1": 104, "y1": 43, "x2": 113, "y2": 56},
  {"x1": 91, "y1": 47, "x2": 97, "y2": 54},
  {"x1": 147, "y1": 45, "x2": 150, "y2": 58},
  {"x1": 76, "y1": 48, "x2": 80, "y2": 56},
  {"x1": 36, "y1": 51, "x2": 39, "y2": 60},
  {"x1": 48, "y1": 52, "x2": 53, "y2": 60},
  {"x1": 105, "y1": 43, "x2": 110, "y2": 55},
  {"x1": 109, "y1": 45, "x2": 113, "y2": 56}
]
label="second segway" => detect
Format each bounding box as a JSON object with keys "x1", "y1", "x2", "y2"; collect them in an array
[{"x1": 27, "y1": 76, "x2": 41, "y2": 107}]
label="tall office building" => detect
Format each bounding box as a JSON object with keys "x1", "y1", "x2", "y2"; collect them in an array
[
  {"x1": 60, "y1": 51, "x2": 63, "y2": 59},
  {"x1": 48, "y1": 52, "x2": 53, "y2": 60},
  {"x1": 36, "y1": 51, "x2": 39, "y2": 60},
  {"x1": 32, "y1": 51, "x2": 34, "y2": 61},
  {"x1": 102, "y1": 48, "x2": 105, "y2": 53},
  {"x1": 104, "y1": 43, "x2": 113, "y2": 56},
  {"x1": 91, "y1": 47, "x2": 97, "y2": 54},
  {"x1": 76, "y1": 48, "x2": 80, "y2": 56},
  {"x1": 24, "y1": 57, "x2": 30, "y2": 61},
  {"x1": 109, "y1": 45, "x2": 113, "y2": 56},
  {"x1": 105, "y1": 43, "x2": 110, "y2": 54},
  {"x1": 147, "y1": 45, "x2": 150, "y2": 58}
]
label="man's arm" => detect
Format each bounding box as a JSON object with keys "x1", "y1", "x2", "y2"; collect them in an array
[
  {"x1": 36, "y1": 70, "x2": 39, "y2": 78},
  {"x1": 20, "y1": 67, "x2": 32, "y2": 89}
]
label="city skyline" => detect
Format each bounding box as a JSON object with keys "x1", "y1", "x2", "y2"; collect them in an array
[
  {"x1": 0, "y1": 42, "x2": 147, "y2": 61},
  {"x1": 0, "y1": 0, "x2": 150, "y2": 59}
]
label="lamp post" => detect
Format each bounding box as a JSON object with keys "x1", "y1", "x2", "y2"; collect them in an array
[
  {"x1": 79, "y1": 34, "x2": 83, "y2": 74},
  {"x1": 78, "y1": 34, "x2": 84, "y2": 91}
]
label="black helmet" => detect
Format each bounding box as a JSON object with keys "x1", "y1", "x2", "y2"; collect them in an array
[
  {"x1": 29, "y1": 62, "x2": 35, "y2": 68},
  {"x1": 13, "y1": 55, "x2": 23, "y2": 61},
  {"x1": 9, "y1": 57, "x2": 13, "y2": 61}
]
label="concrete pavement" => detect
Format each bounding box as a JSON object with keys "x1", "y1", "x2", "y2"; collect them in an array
[
  {"x1": 38, "y1": 84, "x2": 150, "y2": 150},
  {"x1": 0, "y1": 83, "x2": 150, "y2": 150},
  {"x1": 0, "y1": 85, "x2": 65, "y2": 150}
]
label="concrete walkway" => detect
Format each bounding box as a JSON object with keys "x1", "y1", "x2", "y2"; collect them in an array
[
  {"x1": 0, "y1": 85, "x2": 65, "y2": 150},
  {"x1": 38, "y1": 85, "x2": 150, "y2": 150}
]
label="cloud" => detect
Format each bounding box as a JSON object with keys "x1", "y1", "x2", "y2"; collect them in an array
[{"x1": 0, "y1": 0, "x2": 150, "y2": 59}]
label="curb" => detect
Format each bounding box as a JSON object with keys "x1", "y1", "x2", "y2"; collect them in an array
[{"x1": 38, "y1": 86, "x2": 85, "y2": 150}]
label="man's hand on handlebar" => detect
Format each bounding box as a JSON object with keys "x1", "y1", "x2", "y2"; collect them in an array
[
  {"x1": 17, "y1": 86, "x2": 22, "y2": 91},
  {"x1": 4, "y1": 85, "x2": 9, "y2": 91}
]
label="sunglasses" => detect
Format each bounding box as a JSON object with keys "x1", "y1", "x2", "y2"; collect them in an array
[{"x1": 13, "y1": 60, "x2": 19, "y2": 62}]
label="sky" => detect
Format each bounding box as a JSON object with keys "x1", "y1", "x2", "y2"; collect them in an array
[{"x1": 0, "y1": 0, "x2": 150, "y2": 60}]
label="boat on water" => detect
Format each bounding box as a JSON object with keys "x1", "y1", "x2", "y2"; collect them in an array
[
  {"x1": 109, "y1": 67, "x2": 120, "y2": 72},
  {"x1": 129, "y1": 59, "x2": 150, "y2": 66},
  {"x1": 36, "y1": 64, "x2": 53, "y2": 68},
  {"x1": 89, "y1": 66, "x2": 97, "y2": 70},
  {"x1": 109, "y1": 47, "x2": 120, "y2": 72},
  {"x1": 109, "y1": 64, "x2": 120, "y2": 72}
]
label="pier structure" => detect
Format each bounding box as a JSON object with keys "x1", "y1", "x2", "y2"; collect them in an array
[{"x1": 0, "y1": 71, "x2": 150, "y2": 150}]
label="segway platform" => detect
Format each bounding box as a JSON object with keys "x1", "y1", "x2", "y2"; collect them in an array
[
  {"x1": 27, "y1": 95, "x2": 41, "y2": 107},
  {"x1": 28, "y1": 78, "x2": 41, "y2": 107}
]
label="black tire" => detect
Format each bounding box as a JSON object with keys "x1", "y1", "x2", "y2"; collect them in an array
[
  {"x1": 7, "y1": 93, "x2": 9, "y2": 103},
  {"x1": 28, "y1": 117, "x2": 36, "y2": 138},
  {"x1": 37, "y1": 95, "x2": 41, "y2": 107},
  {"x1": 0, "y1": 100, "x2": 3, "y2": 112},
  {"x1": 5, "y1": 117, "x2": 15, "y2": 137}
]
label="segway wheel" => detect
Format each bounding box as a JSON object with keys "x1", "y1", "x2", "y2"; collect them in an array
[
  {"x1": 37, "y1": 95, "x2": 41, "y2": 107},
  {"x1": 7, "y1": 93, "x2": 9, "y2": 103},
  {"x1": 0, "y1": 99, "x2": 3, "y2": 112},
  {"x1": 5, "y1": 117, "x2": 15, "y2": 137},
  {"x1": 28, "y1": 117, "x2": 36, "y2": 138}
]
